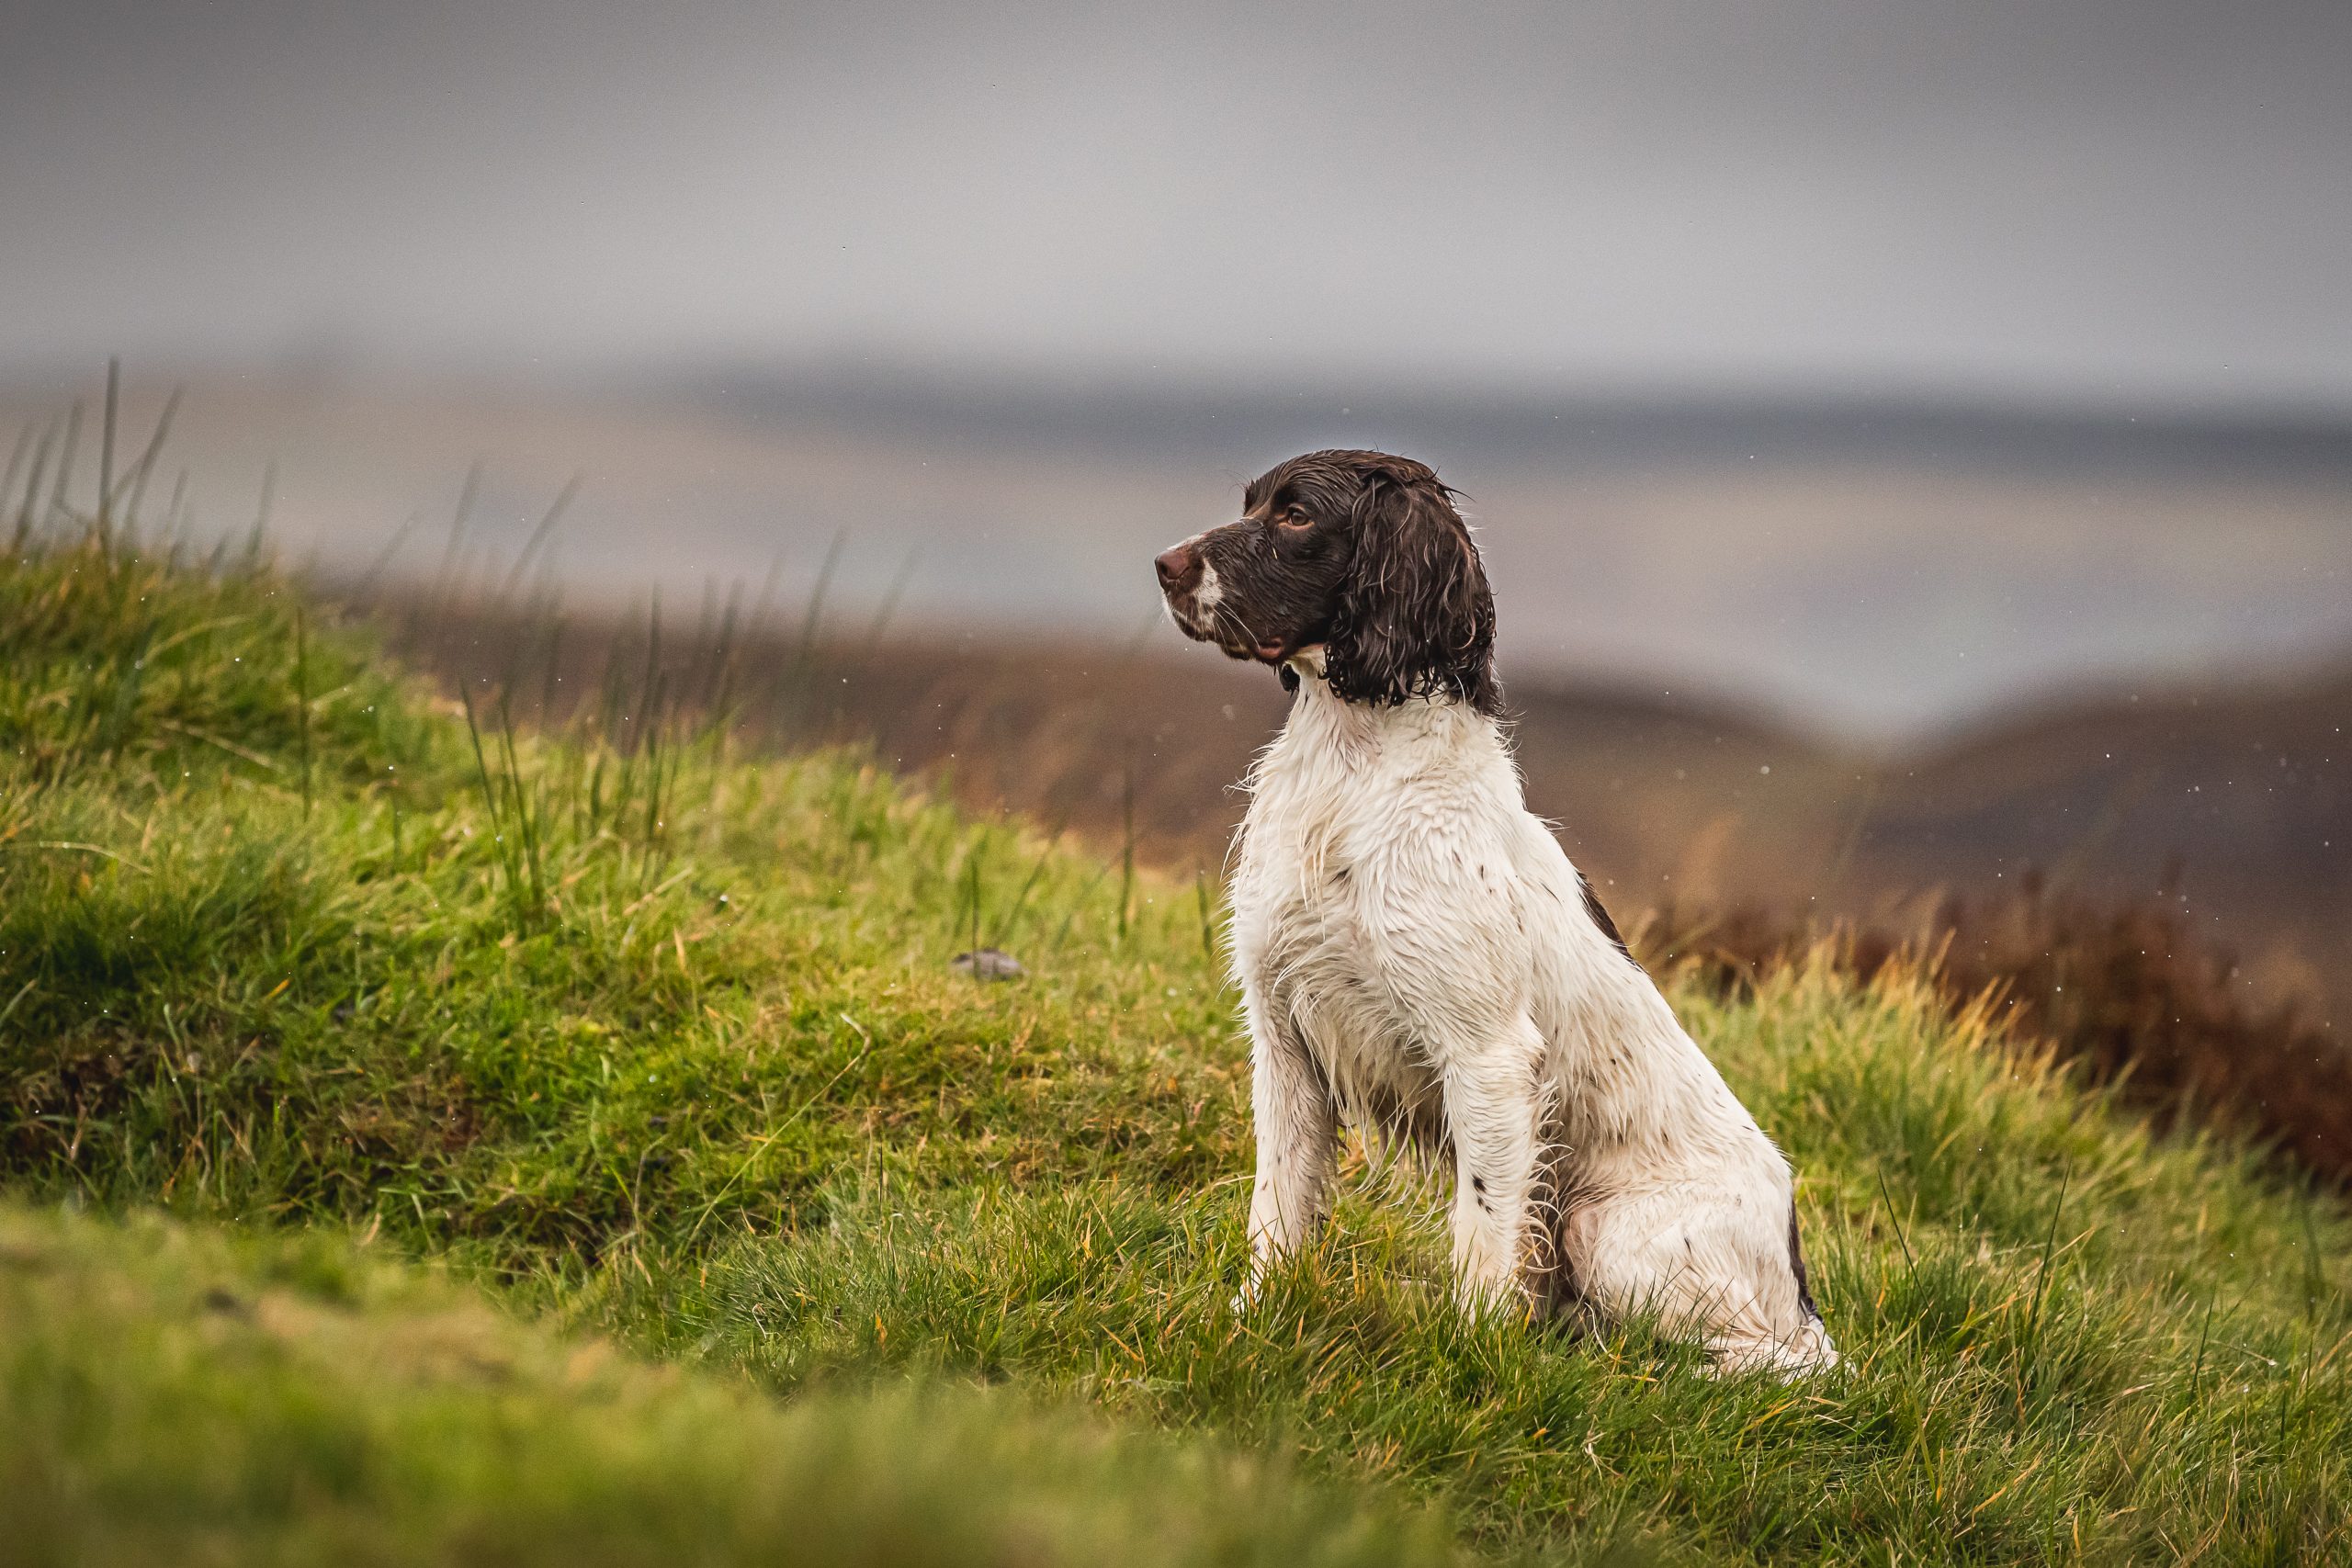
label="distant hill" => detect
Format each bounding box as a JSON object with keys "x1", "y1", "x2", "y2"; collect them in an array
[{"x1": 1854, "y1": 669, "x2": 2351, "y2": 1020}]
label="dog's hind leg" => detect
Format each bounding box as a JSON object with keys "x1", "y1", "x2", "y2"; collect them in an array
[
  {"x1": 1440, "y1": 1015, "x2": 1549, "y2": 1315},
  {"x1": 1240, "y1": 988, "x2": 1338, "y2": 1303}
]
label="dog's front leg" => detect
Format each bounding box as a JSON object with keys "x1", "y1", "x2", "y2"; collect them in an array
[
  {"x1": 1240, "y1": 988, "x2": 1336, "y2": 1305},
  {"x1": 1441, "y1": 1018, "x2": 1547, "y2": 1315}
]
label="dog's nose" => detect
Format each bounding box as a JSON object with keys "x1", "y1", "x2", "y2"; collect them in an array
[{"x1": 1155, "y1": 542, "x2": 1202, "y2": 594}]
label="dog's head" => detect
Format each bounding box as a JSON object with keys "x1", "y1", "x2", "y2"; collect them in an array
[{"x1": 1154, "y1": 449, "x2": 1497, "y2": 712}]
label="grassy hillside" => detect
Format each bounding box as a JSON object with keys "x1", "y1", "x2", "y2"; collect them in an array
[
  {"x1": 388, "y1": 594, "x2": 2352, "y2": 1177},
  {"x1": 0, "y1": 1202, "x2": 1470, "y2": 1568},
  {"x1": 3, "y1": 525, "x2": 2349, "y2": 1564}
]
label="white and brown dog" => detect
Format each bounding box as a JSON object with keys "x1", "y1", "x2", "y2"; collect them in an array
[{"x1": 1155, "y1": 449, "x2": 1836, "y2": 1375}]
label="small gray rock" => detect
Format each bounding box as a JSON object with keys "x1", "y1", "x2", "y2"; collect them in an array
[{"x1": 949, "y1": 947, "x2": 1026, "y2": 981}]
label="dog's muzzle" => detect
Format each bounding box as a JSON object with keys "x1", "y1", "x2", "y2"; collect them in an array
[
  {"x1": 1156, "y1": 539, "x2": 1211, "y2": 635},
  {"x1": 1155, "y1": 540, "x2": 1203, "y2": 597}
]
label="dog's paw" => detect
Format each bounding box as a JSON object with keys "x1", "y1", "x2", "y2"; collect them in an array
[{"x1": 1702, "y1": 1323, "x2": 1843, "y2": 1381}]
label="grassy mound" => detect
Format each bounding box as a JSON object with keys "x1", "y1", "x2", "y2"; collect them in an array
[
  {"x1": 0, "y1": 1202, "x2": 1468, "y2": 1568},
  {"x1": 3, "y1": 527, "x2": 2348, "y2": 1563},
  {"x1": 1, "y1": 532, "x2": 1237, "y2": 1277}
]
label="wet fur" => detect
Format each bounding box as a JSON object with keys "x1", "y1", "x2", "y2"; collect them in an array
[{"x1": 1159, "y1": 449, "x2": 1837, "y2": 1376}]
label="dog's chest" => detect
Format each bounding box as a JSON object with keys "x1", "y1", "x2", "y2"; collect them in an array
[
  {"x1": 1233, "y1": 797, "x2": 1385, "y2": 1021},
  {"x1": 1238, "y1": 823, "x2": 1436, "y2": 1128},
  {"x1": 1229, "y1": 722, "x2": 1462, "y2": 1121}
]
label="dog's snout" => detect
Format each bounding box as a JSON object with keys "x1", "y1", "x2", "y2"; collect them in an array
[{"x1": 1155, "y1": 542, "x2": 1202, "y2": 595}]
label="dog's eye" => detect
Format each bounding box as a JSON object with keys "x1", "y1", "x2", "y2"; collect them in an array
[{"x1": 1276, "y1": 506, "x2": 1311, "y2": 529}]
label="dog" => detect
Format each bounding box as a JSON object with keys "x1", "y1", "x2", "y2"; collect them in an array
[{"x1": 1155, "y1": 448, "x2": 1837, "y2": 1376}]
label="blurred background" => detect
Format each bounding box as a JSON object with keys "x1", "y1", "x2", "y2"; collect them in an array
[{"x1": 4, "y1": 1, "x2": 2346, "y2": 1032}]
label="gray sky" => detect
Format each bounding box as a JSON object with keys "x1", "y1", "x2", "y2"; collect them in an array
[{"x1": 5, "y1": 0, "x2": 2350, "y2": 409}]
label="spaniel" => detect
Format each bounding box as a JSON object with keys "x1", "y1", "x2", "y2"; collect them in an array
[{"x1": 1155, "y1": 448, "x2": 1836, "y2": 1376}]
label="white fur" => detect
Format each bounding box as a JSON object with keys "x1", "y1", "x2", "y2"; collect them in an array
[
  {"x1": 1192, "y1": 557, "x2": 1224, "y2": 612},
  {"x1": 1228, "y1": 649, "x2": 1837, "y2": 1376}
]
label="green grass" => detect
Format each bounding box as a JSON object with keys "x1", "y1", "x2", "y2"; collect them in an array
[
  {"x1": 3, "y1": 524, "x2": 2348, "y2": 1564},
  {"x1": 0, "y1": 1201, "x2": 1473, "y2": 1568}
]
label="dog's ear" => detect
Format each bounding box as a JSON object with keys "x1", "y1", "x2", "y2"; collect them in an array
[{"x1": 1324, "y1": 463, "x2": 1497, "y2": 710}]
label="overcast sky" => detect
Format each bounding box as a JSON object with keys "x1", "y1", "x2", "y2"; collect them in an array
[{"x1": 4, "y1": 0, "x2": 2350, "y2": 410}]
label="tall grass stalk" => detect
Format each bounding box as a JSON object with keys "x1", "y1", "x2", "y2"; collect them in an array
[
  {"x1": 294, "y1": 607, "x2": 312, "y2": 818},
  {"x1": 0, "y1": 425, "x2": 31, "y2": 514},
  {"x1": 1193, "y1": 866, "x2": 1217, "y2": 961},
  {"x1": 1118, "y1": 759, "x2": 1136, "y2": 943},
  {"x1": 116, "y1": 384, "x2": 181, "y2": 529},
  {"x1": 96, "y1": 358, "x2": 119, "y2": 551},
  {"x1": 496, "y1": 472, "x2": 582, "y2": 603},
  {"x1": 48, "y1": 400, "x2": 80, "y2": 527},
  {"x1": 990, "y1": 818, "x2": 1069, "y2": 952},
  {"x1": 13, "y1": 420, "x2": 53, "y2": 538}
]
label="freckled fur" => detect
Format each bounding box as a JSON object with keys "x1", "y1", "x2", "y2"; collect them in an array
[{"x1": 1162, "y1": 449, "x2": 1837, "y2": 1377}]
